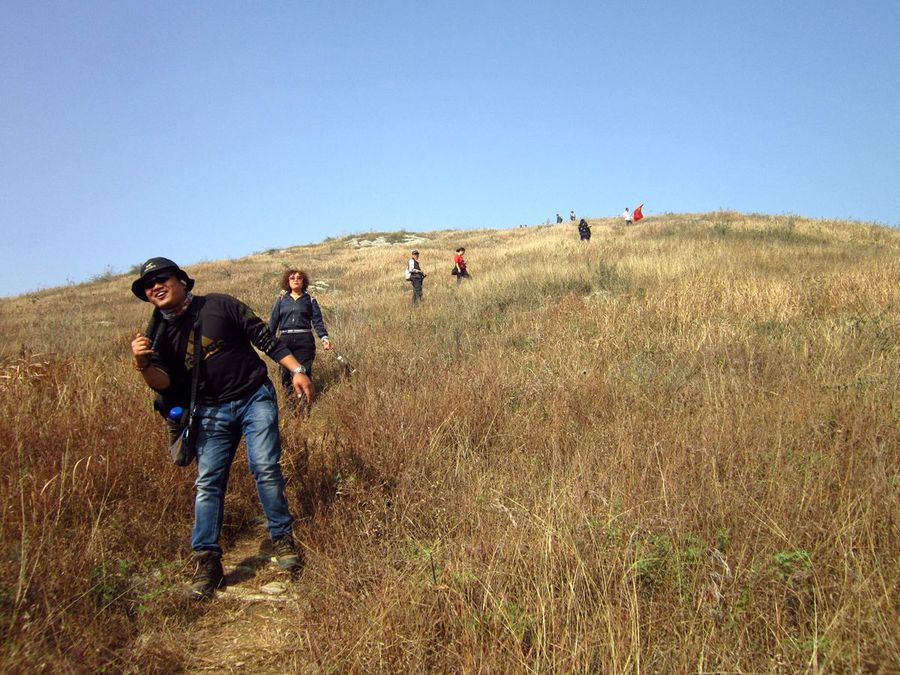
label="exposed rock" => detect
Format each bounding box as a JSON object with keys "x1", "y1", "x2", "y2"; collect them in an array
[{"x1": 259, "y1": 582, "x2": 288, "y2": 595}]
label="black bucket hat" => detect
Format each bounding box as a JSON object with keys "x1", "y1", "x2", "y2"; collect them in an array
[{"x1": 131, "y1": 257, "x2": 195, "y2": 301}]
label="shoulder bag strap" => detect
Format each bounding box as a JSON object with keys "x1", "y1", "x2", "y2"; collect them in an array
[
  {"x1": 186, "y1": 314, "x2": 203, "y2": 425},
  {"x1": 144, "y1": 308, "x2": 165, "y2": 351}
]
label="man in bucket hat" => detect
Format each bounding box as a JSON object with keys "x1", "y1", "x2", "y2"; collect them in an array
[{"x1": 130, "y1": 257, "x2": 313, "y2": 599}]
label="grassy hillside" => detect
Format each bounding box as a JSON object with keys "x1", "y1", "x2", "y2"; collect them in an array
[{"x1": 1, "y1": 212, "x2": 898, "y2": 671}]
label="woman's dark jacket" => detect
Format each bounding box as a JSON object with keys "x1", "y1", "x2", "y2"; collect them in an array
[{"x1": 268, "y1": 292, "x2": 329, "y2": 344}]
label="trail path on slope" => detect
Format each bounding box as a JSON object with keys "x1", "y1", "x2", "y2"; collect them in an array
[{"x1": 169, "y1": 525, "x2": 317, "y2": 673}]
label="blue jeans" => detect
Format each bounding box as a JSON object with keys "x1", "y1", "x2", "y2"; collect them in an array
[{"x1": 191, "y1": 381, "x2": 294, "y2": 553}]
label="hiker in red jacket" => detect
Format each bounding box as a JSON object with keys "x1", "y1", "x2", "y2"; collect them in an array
[{"x1": 453, "y1": 247, "x2": 471, "y2": 284}]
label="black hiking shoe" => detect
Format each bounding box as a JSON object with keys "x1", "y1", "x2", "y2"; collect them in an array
[
  {"x1": 189, "y1": 551, "x2": 223, "y2": 600},
  {"x1": 271, "y1": 533, "x2": 301, "y2": 571}
]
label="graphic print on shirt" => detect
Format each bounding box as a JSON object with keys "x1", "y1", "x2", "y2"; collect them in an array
[{"x1": 184, "y1": 328, "x2": 226, "y2": 370}]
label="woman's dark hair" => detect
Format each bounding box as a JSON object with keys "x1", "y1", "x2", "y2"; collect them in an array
[
  {"x1": 281, "y1": 269, "x2": 309, "y2": 293},
  {"x1": 456, "y1": 247, "x2": 465, "y2": 253}
]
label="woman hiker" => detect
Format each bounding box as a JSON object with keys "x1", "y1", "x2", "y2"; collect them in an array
[{"x1": 269, "y1": 269, "x2": 333, "y2": 393}]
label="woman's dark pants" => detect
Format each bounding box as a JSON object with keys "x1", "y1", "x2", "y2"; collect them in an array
[{"x1": 278, "y1": 334, "x2": 315, "y2": 392}]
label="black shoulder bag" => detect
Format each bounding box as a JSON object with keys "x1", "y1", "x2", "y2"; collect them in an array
[{"x1": 168, "y1": 314, "x2": 203, "y2": 467}]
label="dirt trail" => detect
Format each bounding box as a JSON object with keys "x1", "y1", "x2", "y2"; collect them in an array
[{"x1": 168, "y1": 526, "x2": 315, "y2": 674}]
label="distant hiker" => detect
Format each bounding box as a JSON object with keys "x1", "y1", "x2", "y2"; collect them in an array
[
  {"x1": 130, "y1": 257, "x2": 311, "y2": 599},
  {"x1": 578, "y1": 218, "x2": 591, "y2": 241},
  {"x1": 269, "y1": 269, "x2": 332, "y2": 392},
  {"x1": 406, "y1": 249, "x2": 426, "y2": 305},
  {"x1": 453, "y1": 247, "x2": 471, "y2": 284},
  {"x1": 622, "y1": 208, "x2": 632, "y2": 226},
  {"x1": 556, "y1": 213, "x2": 563, "y2": 224},
  {"x1": 570, "y1": 210, "x2": 576, "y2": 222}
]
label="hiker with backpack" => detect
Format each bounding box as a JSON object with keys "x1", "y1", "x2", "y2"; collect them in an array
[
  {"x1": 268, "y1": 269, "x2": 332, "y2": 391},
  {"x1": 405, "y1": 249, "x2": 426, "y2": 305},
  {"x1": 129, "y1": 257, "x2": 312, "y2": 599}
]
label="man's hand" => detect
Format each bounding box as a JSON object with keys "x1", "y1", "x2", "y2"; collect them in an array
[
  {"x1": 131, "y1": 333, "x2": 152, "y2": 369},
  {"x1": 292, "y1": 372, "x2": 315, "y2": 403},
  {"x1": 130, "y1": 333, "x2": 170, "y2": 388},
  {"x1": 322, "y1": 338, "x2": 334, "y2": 351}
]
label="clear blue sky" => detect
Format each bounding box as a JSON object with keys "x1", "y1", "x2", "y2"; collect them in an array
[{"x1": 2, "y1": 1, "x2": 898, "y2": 297}]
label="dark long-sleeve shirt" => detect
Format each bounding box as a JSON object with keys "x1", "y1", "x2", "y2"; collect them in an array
[
  {"x1": 149, "y1": 293, "x2": 290, "y2": 405},
  {"x1": 268, "y1": 292, "x2": 329, "y2": 340}
]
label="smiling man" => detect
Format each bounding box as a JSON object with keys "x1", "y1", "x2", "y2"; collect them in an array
[{"x1": 129, "y1": 257, "x2": 313, "y2": 599}]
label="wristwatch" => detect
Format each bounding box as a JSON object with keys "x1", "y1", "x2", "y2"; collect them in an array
[{"x1": 291, "y1": 365, "x2": 307, "y2": 375}]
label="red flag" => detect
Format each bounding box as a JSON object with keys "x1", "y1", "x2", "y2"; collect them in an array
[{"x1": 633, "y1": 204, "x2": 644, "y2": 222}]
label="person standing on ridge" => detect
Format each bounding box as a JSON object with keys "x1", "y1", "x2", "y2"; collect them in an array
[
  {"x1": 621, "y1": 207, "x2": 633, "y2": 226},
  {"x1": 578, "y1": 218, "x2": 592, "y2": 241},
  {"x1": 269, "y1": 269, "x2": 333, "y2": 393},
  {"x1": 129, "y1": 257, "x2": 312, "y2": 600},
  {"x1": 570, "y1": 210, "x2": 576, "y2": 222},
  {"x1": 406, "y1": 249, "x2": 426, "y2": 305},
  {"x1": 556, "y1": 213, "x2": 563, "y2": 224}
]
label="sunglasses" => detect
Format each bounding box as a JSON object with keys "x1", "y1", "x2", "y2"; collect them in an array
[{"x1": 143, "y1": 273, "x2": 174, "y2": 290}]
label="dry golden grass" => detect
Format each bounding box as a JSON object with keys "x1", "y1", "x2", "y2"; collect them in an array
[{"x1": 1, "y1": 212, "x2": 898, "y2": 672}]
